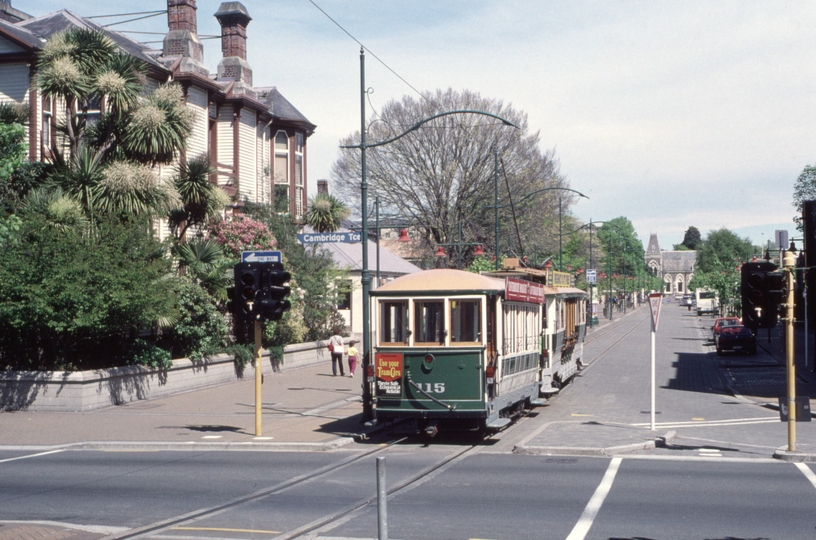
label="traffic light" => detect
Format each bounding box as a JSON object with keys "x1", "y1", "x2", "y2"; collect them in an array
[
  {"x1": 256, "y1": 262, "x2": 292, "y2": 321},
  {"x1": 741, "y1": 261, "x2": 776, "y2": 330},
  {"x1": 763, "y1": 271, "x2": 787, "y2": 326},
  {"x1": 232, "y1": 262, "x2": 262, "y2": 321}
]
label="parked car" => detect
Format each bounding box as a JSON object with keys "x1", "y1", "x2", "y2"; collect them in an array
[
  {"x1": 712, "y1": 317, "x2": 741, "y2": 340},
  {"x1": 715, "y1": 325, "x2": 757, "y2": 355}
]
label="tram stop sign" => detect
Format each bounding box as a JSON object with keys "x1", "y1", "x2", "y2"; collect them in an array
[{"x1": 648, "y1": 293, "x2": 662, "y2": 331}]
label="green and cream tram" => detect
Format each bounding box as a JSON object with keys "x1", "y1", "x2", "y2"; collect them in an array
[{"x1": 370, "y1": 269, "x2": 546, "y2": 434}]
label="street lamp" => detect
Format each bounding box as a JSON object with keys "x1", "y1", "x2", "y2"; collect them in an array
[{"x1": 342, "y1": 48, "x2": 518, "y2": 422}]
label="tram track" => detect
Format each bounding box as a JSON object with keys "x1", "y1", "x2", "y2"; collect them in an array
[
  {"x1": 105, "y1": 437, "x2": 480, "y2": 540},
  {"x1": 580, "y1": 309, "x2": 649, "y2": 375}
]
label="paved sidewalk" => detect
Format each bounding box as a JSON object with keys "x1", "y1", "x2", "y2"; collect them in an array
[{"x1": 0, "y1": 362, "x2": 371, "y2": 451}]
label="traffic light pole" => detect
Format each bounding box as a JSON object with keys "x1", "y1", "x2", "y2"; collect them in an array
[
  {"x1": 255, "y1": 320, "x2": 263, "y2": 437},
  {"x1": 784, "y1": 249, "x2": 796, "y2": 452}
]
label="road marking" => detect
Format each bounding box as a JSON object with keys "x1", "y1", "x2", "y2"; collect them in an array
[
  {"x1": 0, "y1": 449, "x2": 65, "y2": 463},
  {"x1": 795, "y1": 462, "x2": 816, "y2": 490},
  {"x1": 699, "y1": 448, "x2": 722, "y2": 457},
  {"x1": 631, "y1": 417, "x2": 777, "y2": 429},
  {"x1": 172, "y1": 525, "x2": 281, "y2": 534},
  {"x1": 571, "y1": 413, "x2": 594, "y2": 417},
  {"x1": 566, "y1": 457, "x2": 622, "y2": 540}
]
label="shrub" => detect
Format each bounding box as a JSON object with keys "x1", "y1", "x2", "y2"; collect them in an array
[
  {"x1": 169, "y1": 279, "x2": 228, "y2": 362},
  {"x1": 128, "y1": 339, "x2": 172, "y2": 370}
]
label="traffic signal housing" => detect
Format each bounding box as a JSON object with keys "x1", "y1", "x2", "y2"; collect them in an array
[
  {"x1": 231, "y1": 262, "x2": 262, "y2": 321},
  {"x1": 764, "y1": 270, "x2": 787, "y2": 327},
  {"x1": 256, "y1": 262, "x2": 292, "y2": 321},
  {"x1": 741, "y1": 261, "x2": 776, "y2": 330}
]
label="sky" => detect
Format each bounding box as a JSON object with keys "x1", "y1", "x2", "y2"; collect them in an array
[{"x1": 26, "y1": 0, "x2": 816, "y2": 251}]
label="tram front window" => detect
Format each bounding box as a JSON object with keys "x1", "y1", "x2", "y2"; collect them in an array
[
  {"x1": 379, "y1": 301, "x2": 408, "y2": 344},
  {"x1": 414, "y1": 300, "x2": 444, "y2": 344},
  {"x1": 450, "y1": 300, "x2": 480, "y2": 343}
]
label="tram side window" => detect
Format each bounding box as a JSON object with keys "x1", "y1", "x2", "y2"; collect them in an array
[
  {"x1": 414, "y1": 300, "x2": 445, "y2": 344},
  {"x1": 450, "y1": 300, "x2": 480, "y2": 343},
  {"x1": 379, "y1": 301, "x2": 408, "y2": 344}
]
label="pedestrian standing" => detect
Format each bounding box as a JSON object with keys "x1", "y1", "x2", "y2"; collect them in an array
[
  {"x1": 347, "y1": 341, "x2": 359, "y2": 377},
  {"x1": 329, "y1": 331, "x2": 345, "y2": 376}
]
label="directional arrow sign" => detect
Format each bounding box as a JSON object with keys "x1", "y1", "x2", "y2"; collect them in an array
[{"x1": 242, "y1": 250, "x2": 282, "y2": 263}]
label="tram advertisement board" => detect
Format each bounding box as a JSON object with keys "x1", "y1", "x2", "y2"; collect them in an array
[
  {"x1": 505, "y1": 277, "x2": 545, "y2": 304},
  {"x1": 375, "y1": 353, "x2": 403, "y2": 396}
]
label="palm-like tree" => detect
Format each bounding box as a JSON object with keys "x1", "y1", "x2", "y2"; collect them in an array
[
  {"x1": 173, "y1": 239, "x2": 232, "y2": 300},
  {"x1": 34, "y1": 28, "x2": 195, "y2": 224},
  {"x1": 168, "y1": 154, "x2": 230, "y2": 240},
  {"x1": 304, "y1": 193, "x2": 350, "y2": 233}
]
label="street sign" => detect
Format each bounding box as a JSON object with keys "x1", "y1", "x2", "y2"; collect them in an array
[
  {"x1": 297, "y1": 231, "x2": 362, "y2": 244},
  {"x1": 775, "y1": 230, "x2": 789, "y2": 251},
  {"x1": 778, "y1": 396, "x2": 812, "y2": 422},
  {"x1": 648, "y1": 293, "x2": 662, "y2": 330},
  {"x1": 586, "y1": 269, "x2": 597, "y2": 283},
  {"x1": 241, "y1": 250, "x2": 282, "y2": 263}
]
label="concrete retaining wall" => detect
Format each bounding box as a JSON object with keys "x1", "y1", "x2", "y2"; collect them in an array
[{"x1": 0, "y1": 339, "x2": 334, "y2": 412}]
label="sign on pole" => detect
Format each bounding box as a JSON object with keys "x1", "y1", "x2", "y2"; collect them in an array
[
  {"x1": 649, "y1": 292, "x2": 662, "y2": 331},
  {"x1": 586, "y1": 269, "x2": 597, "y2": 283},
  {"x1": 241, "y1": 250, "x2": 282, "y2": 263},
  {"x1": 648, "y1": 292, "x2": 662, "y2": 431},
  {"x1": 297, "y1": 231, "x2": 362, "y2": 244}
]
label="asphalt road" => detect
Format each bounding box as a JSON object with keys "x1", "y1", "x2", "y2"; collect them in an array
[{"x1": 4, "y1": 302, "x2": 816, "y2": 539}]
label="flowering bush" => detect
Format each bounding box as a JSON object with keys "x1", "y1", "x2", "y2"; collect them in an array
[{"x1": 208, "y1": 215, "x2": 277, "y2": 260}]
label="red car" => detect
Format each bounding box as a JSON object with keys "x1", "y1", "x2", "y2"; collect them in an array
[
  {"x1": 712, "y1": 317, "x2": 741, "y2": 340},
  {"x1": 715, "y1": 325, "x2": 757, "y2": 355}
]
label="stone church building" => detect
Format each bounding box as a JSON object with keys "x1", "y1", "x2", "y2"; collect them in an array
[{"x1": 644, "y1": 234, "x2": 697, "y2": 296}]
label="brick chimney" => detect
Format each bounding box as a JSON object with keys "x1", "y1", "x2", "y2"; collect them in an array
[
  {"x1": 163, "y1": 0, "x2": 206, "y2": 72},
  {"x1": 215, "y1": 2, "x2": 253, "y2": 86}
]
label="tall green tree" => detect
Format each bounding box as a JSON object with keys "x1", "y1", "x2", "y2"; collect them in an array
[
  {"x1": 792, "y1": 164, "x2": 816, "y2": 232},
  {"x1": 696, "y1": 228, "x2": 754, "y2": 273},
  {"x1": 679, "y1": 226, "x2": 702, "y2": 250}
]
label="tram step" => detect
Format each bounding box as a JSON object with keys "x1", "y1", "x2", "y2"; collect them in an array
[
  {"x1": 530, "y1": 398, "x2": 547, "y2": 407},
  {"x1": 486, "y1": 418, "x2": 512, "y2": 429}
]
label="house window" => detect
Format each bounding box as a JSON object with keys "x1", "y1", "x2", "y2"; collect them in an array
[
  {"x1": 274, "y1": 130, "x2": 289, "y2": 185},
  {"x1": 295, "y1": 186, "x2": 303, "y2": 218},
  {"x1": 41, "y1": 96, "x2": 51, "y2": 150},
  {"x1": 82, "y1": 96, "x2": 101, "y2": 128},
  {"x1": 295, "y1": 132, "x2": 303, "y2": 187}
]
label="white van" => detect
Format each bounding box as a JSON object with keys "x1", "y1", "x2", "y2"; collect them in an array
[{"x1": 695, "y1": 289, "x2": 718, "y2": 316}]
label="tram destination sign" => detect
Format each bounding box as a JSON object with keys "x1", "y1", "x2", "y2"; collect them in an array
[
  {"x1": 297, "y1": 231, "x2": 362, "y2": 244},
  {"x1": 505, "y1": 277, "x2": 545, "y2": 304}
]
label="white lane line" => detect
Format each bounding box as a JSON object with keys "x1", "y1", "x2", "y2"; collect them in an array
[
  {"x1": 566, "y1": 457, "x2": 622, "y2": 540},
  {"x1": 631, "y1": 417, "x2": 777, "y2": 428},
  {"x1": 0, "y1": 449, "x2": 65, "y2": 463},
  {"x1": 795, "y1": 462, "x2": 816, "y2": 490}
]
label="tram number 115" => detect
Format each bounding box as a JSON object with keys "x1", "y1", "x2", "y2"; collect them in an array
[{"x1": 417, "y1": 383, "x2": 446, "y2": 394}]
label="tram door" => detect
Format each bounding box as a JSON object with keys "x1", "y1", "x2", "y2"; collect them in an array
[{"x1": 486, "y1": 295, "x2": 497, "y2": 400}]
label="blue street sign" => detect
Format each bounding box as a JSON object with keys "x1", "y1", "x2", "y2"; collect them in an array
[
  {"x1": 586, "y1": 269, "x2": 597, "y2": 283},
  {"x1": 297, "y1": 231, "x2": 362, "y2": 244},
  {"x1": 241, "y1": 250, "x2": 282, "y2": 263}
]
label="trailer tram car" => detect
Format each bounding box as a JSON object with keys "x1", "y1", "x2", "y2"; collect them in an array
[
  {"x1": 370, "y1": 269, "x2": 547, "y2": 435},
  {"x1": 483, "y1": 265, "x2": 588, "y2": 395}
]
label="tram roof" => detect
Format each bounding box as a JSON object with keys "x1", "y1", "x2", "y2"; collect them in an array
[{"x1": 371, "y1": 269, "x2": 505, "y2": 296}]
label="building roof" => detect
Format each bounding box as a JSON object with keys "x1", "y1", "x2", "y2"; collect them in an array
[
  {"x1": 257, "y1": 86, "x2": 316, "y2": 131},
  {"x1": 301, "y1": 227, "x2": 421, "y2": 276},
  {"x1": 17, "y1": 10, "x2": 169, "y2": 72},
  {"x1": 661, "y1": 250, "x2": 696, "y2": 273},
  {"x1": 0, "y1": 17, "x2": 42, "y2": 49}
]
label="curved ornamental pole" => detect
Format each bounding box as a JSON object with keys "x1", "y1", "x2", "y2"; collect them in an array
[{"x1": 342, "y1": 49, "x2": 519, "y2": 423}]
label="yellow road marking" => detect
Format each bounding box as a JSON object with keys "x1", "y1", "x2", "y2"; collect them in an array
[
  {"x1": 571, "y1": 413, "x2": 594, "y2": 417},
  {"x1": 692, "y1": 417, "x2": 706, "y2": 421},
  {"x1": 172, "y1": 526, "x2": 281, "y2": 534}
]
